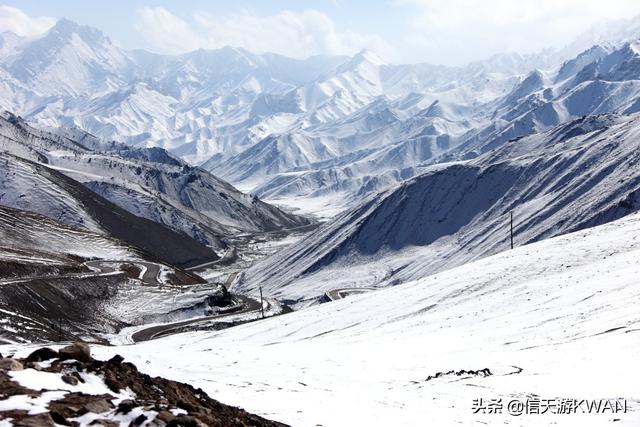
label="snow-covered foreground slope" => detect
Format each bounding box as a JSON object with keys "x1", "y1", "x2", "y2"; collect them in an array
[
  {"x1": 29, "y1": 213, "x2": 633, "y2": 426},
  {"x1": 235, "y1": 112, "x2": 640, "y2": 303}
]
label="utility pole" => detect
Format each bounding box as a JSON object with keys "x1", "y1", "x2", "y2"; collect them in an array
[
  {"x1": 259, "y1": 286, "x2": 265, "y2": 319},
  {"x1": 510, "y1": 211, "x2": 514, "y2": 250}
]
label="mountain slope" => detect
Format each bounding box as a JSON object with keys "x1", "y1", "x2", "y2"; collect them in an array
[
  {"x1": 0, "y1": 112, "x2": 310, "y2": 249},
  {"x1": 0, "y1": 20, "x2": 347, "y2": 164},
  {"x1": 0, "y1": 204, "x2": 141, "y2": 279},
  {"x1": 0, "y1": 19, "x2": 553, "y2": 186},
  {"x1": 0, "y1": 203, "x2": 218, "y2": 344},
  {"x1": 446, "y1": 40, "x2": 640, "y2": 162},
  {"x1": 234, "y1": 112, "x2": 640, "y2": 303},
  {"x1": 0, "y1": 204, "x2": 149, "y2": 343},
  {"x1": 0, "y1": 151, "x2": 217, "y2": 268}
]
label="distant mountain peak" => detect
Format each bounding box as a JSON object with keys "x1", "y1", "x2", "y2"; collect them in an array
[
  {"x1": 51, "y1": 18, "x2": 79, "y2": 32},
  {"x1": 333, "y1": 49, "x2": 386, "y2": 76},
  {"x1": 46, "y1": 18, "x2": 111, "y2": 47},
  {"x1": 351, "y1": 48, "x2": 386, "y2": 66},
  {"x1": 560, "y1": 15, "x2": 640, "y2": 59}
]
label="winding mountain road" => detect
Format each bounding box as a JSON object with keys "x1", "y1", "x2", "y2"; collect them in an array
[
  {"x1": 130, "y1": 293, "x2": 265, "y2": 342},
  {"x1": 1, "y1": 260, "x2": 178, "y2": 288},
  {"x1": 84, "y1": 260, "x2": 164, "y2": 286},
  {"x1": 186, "y1": 247, "x2": 239, "y2": 271},
  {"x1": 2, "y1": 258, "x2": 268, "y2": 342},
  {"x1": 1, "y1": 255, "x2": 275, "y2": 344},
  {"x1": 231, "y1": 223, "x2": 320, "y2": 240},
  {"x1": 0, "y1": 266, "x2": 124, "y2": 286}
]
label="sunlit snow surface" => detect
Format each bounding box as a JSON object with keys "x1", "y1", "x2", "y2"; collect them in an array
[{"x1": 5, "y1": 213, "x2": 631, "y2": 426}]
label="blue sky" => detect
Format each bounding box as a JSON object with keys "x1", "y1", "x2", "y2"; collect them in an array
[{"x1": 3, "y1": 1, "x2": 640, "y2": 65}]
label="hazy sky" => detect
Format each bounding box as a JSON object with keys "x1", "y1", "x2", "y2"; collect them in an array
[{"x1": 3, "y1": 1, "x2": 640, "y2": 65}]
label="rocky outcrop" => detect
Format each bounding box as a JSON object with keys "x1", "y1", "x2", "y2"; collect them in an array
[{"x1": 0, "y1": 344, "x2": 288, "y2": 426}]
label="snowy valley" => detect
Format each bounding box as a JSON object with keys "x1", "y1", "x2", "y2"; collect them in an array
[{"x1": 0, "y1": 7, "x2": 640, "y2": 427}]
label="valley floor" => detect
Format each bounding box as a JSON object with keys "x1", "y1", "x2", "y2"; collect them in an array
[{"x1": 5, "y1": 211, "x2": 639, "y2": 426}]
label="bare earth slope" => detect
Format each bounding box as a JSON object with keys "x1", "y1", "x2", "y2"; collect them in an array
[{"x1": 0, "y1": 152, "x2": 217, "y2": 268}]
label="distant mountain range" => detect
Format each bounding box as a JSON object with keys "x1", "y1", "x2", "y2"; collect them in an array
[{"x1": 2, "y1": 18, "x2": 640, "y2": 218}]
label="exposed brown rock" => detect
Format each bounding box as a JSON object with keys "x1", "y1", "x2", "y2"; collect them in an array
[
  {"x1": 0, "y1": 358, "x2": 23, "y2": 371},
  {"x1": 155, "y1": 410, "x2": 176, "y2": 423},
  {"x1": 88, "y1": 420, "x2": 119, "y2": 427},
  {"x1": 23, "y1": 361, "x2": 42, "y2": 371},
  {"x1": 168, "y1": 415, "x2": 209, "y2": 426},
  {"x1": 130, "y1": 414, "x2": 148, "y2": 426},
  {"x1": 47, "y1": 392, "x2": 115, "y2": 419},
  {"x1": 0, "y1": 346, "x2": 289, "y2": 427},
  {"x1": 107, "y1": 354, "x2": 124, "y2": 365},
  {"x1": 0, "y1": 371, "x2": 36, "y2": 398},
  {"x1": 61, "y1": 374, "x2": 79, "y2": 385},
  {"x1": 13, "y1": 413, "x2": 56, "y2": 427},
  {"x1": 49, "y1": 410, "x2": 72, "y2": 426},
  {"x1": 59, "y1": 342, "x2": 91, "y2": 363},
  {"x1": 83, "y1": 398, "x2": 114, "y2": 414},
  {"x1": 116, "y1": 399, "x2": 136, "y2": 414}
]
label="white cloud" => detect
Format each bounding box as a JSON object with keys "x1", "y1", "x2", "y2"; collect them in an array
[
  {"x1": 0, "y1": 5, "x2": 55, "y2": 37},
  {"x1": 136, "y1": 7, "x2": 201, "y2": 54},
  {"x1": 136, "y1": 7, "x2": 393, "y2": 59},
  {"x1": 399, "y1": 0, "x2": 640, "y2": 64}
]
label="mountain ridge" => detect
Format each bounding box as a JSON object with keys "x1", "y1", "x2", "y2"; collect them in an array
[{"x1": 3, "y1": 18, "x2": 640, "y2": 218}]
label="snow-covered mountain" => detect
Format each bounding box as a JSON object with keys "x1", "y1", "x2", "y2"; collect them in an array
[
  {"x1": 218, "y1": 38, "x2": 640, "y2": 217},
  {"x1": 2, "y1": 13, "x2": 640, "y2": 425},
  {"x1": 4, "y1": 19, "x2": 134, "y2": 97},
  {"x1": 234, "y1": 112, "x2": 640, "y2": 304},
  {"x1": 0, "y1": 149, "x2": 219, "y2": 268},
  {"x1": 2, "y1": 17, "x2": 640, "y2": 218},
  {"x1": 202, "y1": 50, "x2": 551, "y2": 214},
  {"x1": 0, "y1": 19, "x2": 347, "y2": 164},
  {"x1": 0, "y1": 20, "x2": 552, "y2": 207},
  {"x1": 445, "y1": 40, "x2": 640, "y2": 161},
  {"x1": 0, "y1": 112, "x2": 310, "y2": 254}
]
